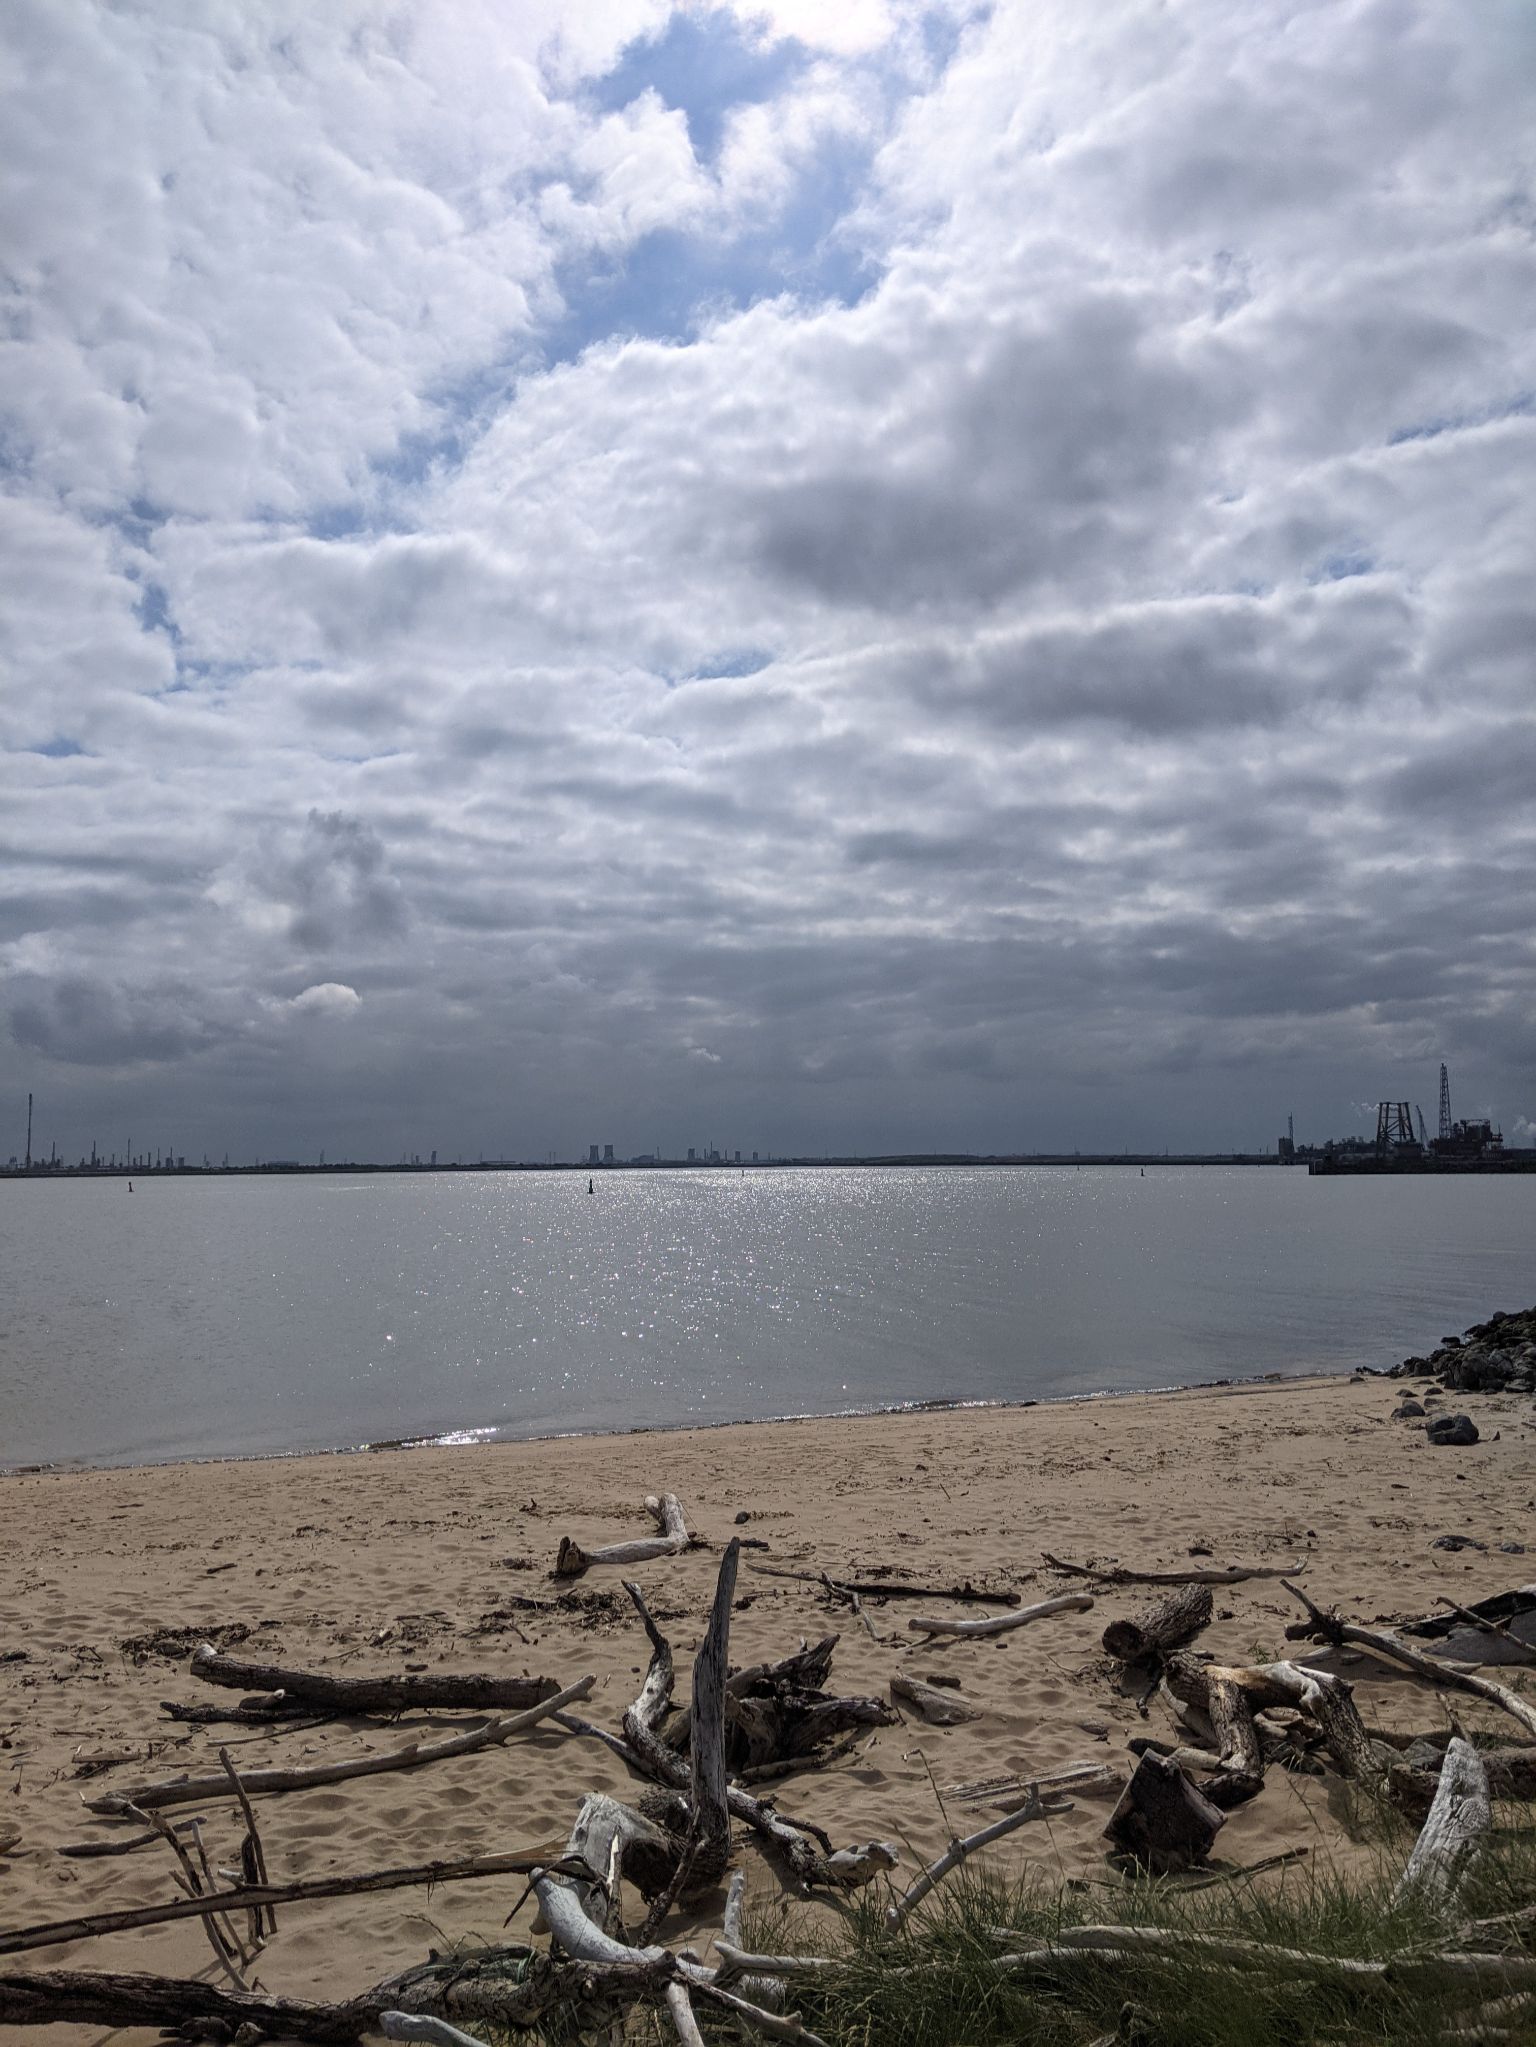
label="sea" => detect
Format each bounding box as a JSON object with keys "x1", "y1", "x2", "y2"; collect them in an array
[{"x1": 2, "y1": 1165, "x2": 1534, "y2": 1471}]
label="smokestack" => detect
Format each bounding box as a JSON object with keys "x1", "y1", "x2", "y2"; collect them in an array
[{"x1": 25, "y1": 1092, "x2": 32, "y2": 1171}]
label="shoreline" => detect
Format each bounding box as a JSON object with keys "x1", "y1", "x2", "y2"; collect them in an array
[
  {"x1": 3, "y1": 1366, "x2": 1532, "y2": 2043},
  {"x1": 1, "y1": 1358, "x2": 1342, "y2": 1480}
]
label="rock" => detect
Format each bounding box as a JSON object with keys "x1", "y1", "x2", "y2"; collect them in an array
[
  {"x1": 1426, "y1": 1413, "x2": 1479, "y2": 1447},
  {"x1": 1430, "y1": 1533, "x2": 1486, "y2": 1551},
  {"x1": 1393, "y1": 1400, "x2": 1426, "y2": 1419}
]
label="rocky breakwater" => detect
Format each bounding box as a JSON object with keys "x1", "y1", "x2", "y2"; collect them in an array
[{"x1": 1385, "y1": 1304, "x2": 1536, "y2": 1447}]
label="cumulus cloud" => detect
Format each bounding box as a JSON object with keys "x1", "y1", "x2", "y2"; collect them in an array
[
  {"x1": 285, "y1": 982, "x2": 363, "y2": 1018},
  {"x1": 2, "y1": 0, "x2": 1533, "y2": 1159}
]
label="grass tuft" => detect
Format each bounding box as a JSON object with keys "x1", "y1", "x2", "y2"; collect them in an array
[{"x1": 738, "y1": 1835, "x2": 1536, "y2": 2047}]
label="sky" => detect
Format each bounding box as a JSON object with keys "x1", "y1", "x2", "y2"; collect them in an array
[{"x1": 2, "y1": 0, "x2": 1534, "y2": 1165}]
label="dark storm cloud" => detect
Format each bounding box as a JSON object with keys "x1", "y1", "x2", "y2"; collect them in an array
[{"x1": 256, "y1": 811, "x2": 409, "y2": 952}]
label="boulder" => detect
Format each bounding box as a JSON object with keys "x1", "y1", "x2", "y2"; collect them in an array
[
  {"x1": 1392, "y1": 1399, "x2": 1426, "y2": 1420},
  {"x1": 1426, "y1": 1413, "x2": 1479, "y2": 1447}
]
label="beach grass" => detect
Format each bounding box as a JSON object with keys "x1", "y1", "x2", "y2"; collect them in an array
[{"x1": 730, "y1": 1833, "x2": 1536, "y2": 2047}]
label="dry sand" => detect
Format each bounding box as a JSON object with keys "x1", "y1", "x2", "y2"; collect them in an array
[{"x1": 3, "y1": 1372, "x2": 1534, "y2": 2038}]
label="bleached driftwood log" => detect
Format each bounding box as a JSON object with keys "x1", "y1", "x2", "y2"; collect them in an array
[
  {"x1": 1283, "y1": 1581, "x2": 1536, "y2": 1742},
  {"x1": 906, "y1": 1592, "x2": 1094, "y2": 1639},
  {"x1": 891, "y1": 1671, "x2": 982, "y2": 1724},
  {"x1": 713, "y1": 1867, "x2": 785, "y2": 2010},
  {"x1": 188, "y1": 1644, "x2": 557, "y2": 1713},
  {"x1": 1102, "y1": 1583, "x2": 1214, "y2": 1663},
  {"x1": 1044, "y1": 1552, "x2": 1302, "y2": 1586},
  {"x1": 88, "y1": 1675, "x2": 594, "y2": 1815},
  {"x1": 379, "y1": 2012, "x2": 492, "y2": 2047},
  {"x1": 1103, "y1": 1751, "x2": 1226, "y2": 1873},
  {"x1": 990, "y1": 1925, "x2": 1536, "y2": 1991},
  {"x1": 685, "y1": 1533, "x2": 737, "y2": 1886},
  {"x1": 555, "y1": 1494, "x2": 696, "y2": 1579},
  {"x1": 1395, "y1": 1737, "x2": 1491, "y2": 1907}
]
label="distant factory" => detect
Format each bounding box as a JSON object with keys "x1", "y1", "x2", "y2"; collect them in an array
[{"x1": 1307, "y1": 1064, "x2": 1524, "y2": 1174}]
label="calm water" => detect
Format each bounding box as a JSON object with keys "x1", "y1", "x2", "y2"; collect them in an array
[{"x1": 2, "y1": 1166, "x2": 1533, "y2": 1469}]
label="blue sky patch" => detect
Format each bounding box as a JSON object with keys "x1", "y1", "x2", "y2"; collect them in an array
[
  {"x1": 544, "y1": 133, "x2": 878, "y2": 366},
  {"x1": 591, "y1": 8, "x2": 809, "y2": 163}
]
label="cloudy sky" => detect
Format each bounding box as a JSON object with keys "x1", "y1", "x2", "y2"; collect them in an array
[{"x1": 3, "y1": 0, "x2": 1533, "y2": 1165}]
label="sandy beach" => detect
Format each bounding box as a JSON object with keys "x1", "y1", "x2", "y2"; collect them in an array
[{"x1": 3, "y1": 1371, "x2": 1534, "y2": 2037}]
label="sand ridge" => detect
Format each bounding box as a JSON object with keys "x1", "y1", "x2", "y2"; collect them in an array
[{"x1": 2, "y1": 1373, "x2": 1534, "y2": 2040}]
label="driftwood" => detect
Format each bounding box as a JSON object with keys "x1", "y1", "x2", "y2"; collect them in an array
[
  {"x1": 1161, "y1": 1660, "x2": 1262, "y2": 1808},
  {"x1": 0, "y1": 1849, "x2": 596, "y2": 1958},
  {"x1": 885, "y1": 1795, "x2": 1060, "y2": 1928},
  {"x1": 991, "y1": 1925, "x2": 1536, "y2": 1991},
  {"x1": 1044, "y1": 1552, "x2": 1301, "y2": 1586},
  {"x1": 906, "y1": 1592, "x2": 1094, "y2": 1639},
  {"x1": 555, "y1": 1493, "x2": 696, "y2": 1580},
  {"x1": 188, "y1": 1643, "x2": 558, "y2": 1714},
  {"x1": 891, "y1": 1671, "x2": 982, "y2": 1724},
  {"x1": 1104, "y1": 1751, "x2": 1226, "y2": 1873},
  {"x1": 1102, "y1": 1584, "x2": 1213, "y2": 1663},
  {"x1": 562, "y1": 1592, "x2": 887, "y2": 1892},
  {"x1": 1396, "y1": 1736, "x2": 1491, "y2": 1906},
  {"x1": 715, "y1": 1867, "x2": 785, "y2": 2010},
  {"x1": 1283, "y1": 1581, "x2": 1536, "y2": 1742},
  {"x1": 947, "y1": 1762, "x2": 1123, "y2": 1809},
  {"x1": 379, "y1": 2014, "x2": 490, "y2": 2047},
  {"x1": 159, "y1": 1698, "x2": 325, "y2": 1727},
  {"x1": 87, "y1": 1675, "x2": 594, "y2": 1814},
  {"x1": 0, "y1": 1946, "x2": 685, "y2": 2043},
  {"x1": 748, "y1": 1564, "x2": 1020, "y2": 1607},
  {"x1": 1389, "y1": 1745, "x2": 1536, "y2": 1816},
  {"x1": 659, "y1": 1630, "x2": 895, "y2": 1773},
  {"x1": 663, "y1": 1637, "x2": 837, "y2": 1752},
  {"x1": 1164, "y1": 1654, "x2": 1375, "y2": 1782},
  {"x1": 686, "y1": 1534, "x2": 737, "y2": 1887}
]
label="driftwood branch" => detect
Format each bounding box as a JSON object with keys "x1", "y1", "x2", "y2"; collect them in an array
[
  {"x1": 0, "y1": 1849, "x2": 597, "y2": 1957},
  {"x1": 1396, "y1": 1737, "x2": 1491, "y2": 1906},
  {"x1": 1282, "y1": 1582, "x2": 1536, "y2": 1742},
  {"x1": 87, "y1": 1675, "x2": 594, "y2": 1814},
  {"x1": 891, "y1": 1671, "x2": 982, "y2": 1724},
  {"x1": 748, "y1": 1564, "x2": 1020, "y2": 1607},
  {"x1": 1045, "y1": 1552, "x2": 1301, "y2": 1586},
  {"x1": 556, "y1": 1493, "x2": 696, "y2": 1579},
  {"x1": 885, "y1": 1796, "x2": 1054, "y2": 1928},
  {"x1": 189, "y1": 1643, "x2": 557, "y2": 1714},
  {"x1": 905, "y1": 1592, "x2": 1093, "y2": 1639}
]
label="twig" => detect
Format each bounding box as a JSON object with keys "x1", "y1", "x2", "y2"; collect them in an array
[
  {"x1": 1044, "y1": 1552, "x2": 1302, "y2": 1586},
  {"x1": 219, "y1": 1746, "x2": 275, "y2": 1939}
]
